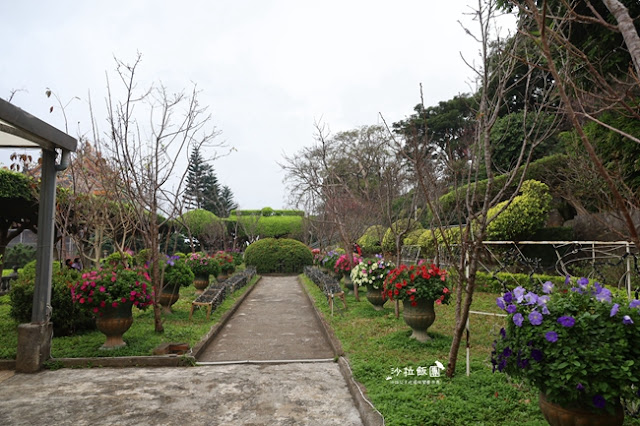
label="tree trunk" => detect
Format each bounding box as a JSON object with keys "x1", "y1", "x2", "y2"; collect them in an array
[{"x1": 601, "y1": 0, "x2": 640, "y2": 80}]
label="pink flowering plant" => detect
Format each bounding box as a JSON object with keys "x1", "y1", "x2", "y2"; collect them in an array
[
  {"x1": 71, "y1": 265, "x2": 153, "y2": 316},
  {"x1": 334, "y1": 253, "x2": 362, "y2": 275},
  {"x1": 185, "y1": 252, "x2": 220, "y2": 277},
  {"x1": 213, "y1": 251, "x2": 236, "y2": 275},
  {"x1": 492, "y1": 277, "x2": 640, "y2": 414},
  {"x1": 350, "y1": 256, "x2": 395, "y2": 290}
]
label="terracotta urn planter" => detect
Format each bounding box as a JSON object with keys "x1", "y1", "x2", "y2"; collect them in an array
[
  {"x1": 365, "y1": 284, "x2": 386, "y2": 310},
  {"x1": 159, "y1": 282, "x2": 181, "y2": 314},
  {"x1": 538, "y1": 393, "x2": 624, "y2": 426},
  {"x1": 402, "y1": 298, "x2": 436, "y2": 342},
  {"x1": 95, "y1": 302, "x2": 134, "y2": 349},
  {"x1": 193, "y1": 273, "x2": 210, "y2": 294},
  {"x1": 343, "y1": 274, "x2": 354, "y2": 294}
]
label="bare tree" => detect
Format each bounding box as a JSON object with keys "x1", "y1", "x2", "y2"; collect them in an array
[
  {"x1": 99, "y1": 54, "x2": 223, "y2": 332},
  {"x1": 390, "y1": 0, "x2": 560, "y2": 377}
]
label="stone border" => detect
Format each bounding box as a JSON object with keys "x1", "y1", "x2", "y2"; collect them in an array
[
  {"x1": 298, "y1": 275, "x2": 385, "y2": 426},
  {"x1": 0, "y1": 277, "x2": 261, "y2": 370}
]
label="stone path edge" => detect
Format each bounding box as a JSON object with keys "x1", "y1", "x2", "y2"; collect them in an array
[
  {"x1": 0, "y1": 276, "x2": 261, "y2": 371},
  {"x1": 298, "y1": 275, "x2": 385, "y2": 426}
]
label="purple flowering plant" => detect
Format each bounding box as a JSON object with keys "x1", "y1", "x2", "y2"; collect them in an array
[{"x1": 492, "y1": 277, "x2": 640, "y2": 414}]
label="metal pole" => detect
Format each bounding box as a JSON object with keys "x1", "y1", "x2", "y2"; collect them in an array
[
  {"x1": 626, "y1": 242, "x2": 632, "y2": 299},
  {"x1": 31, "y1": 149, "x2": 57, "y2": 324}
]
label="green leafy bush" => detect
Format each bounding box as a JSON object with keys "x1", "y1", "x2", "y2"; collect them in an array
[
  {"x1": 486, "y1": 180, "x2": 552, "y2": 241},
  {"x1": 417, "y1": 227, "x2": 462, "y2": 259},
  {"x1": 3, "y1": 244, "x2": 36, "y2": 269},
  {"x1": 439, "y1": 154, "x2": 567, "y2": 217},
  {"x1": 244, "y1": 238, "x2": 312, "y2": 273},
  {"x1": 381, "y1": 220, "x2": 423, "y2": 254},
  {"x1": 9, "y1": 266, "x2": 95, "y2": 336},
  {"x1": 357, "y1": 225, "x2": 385, "y2": 256}
]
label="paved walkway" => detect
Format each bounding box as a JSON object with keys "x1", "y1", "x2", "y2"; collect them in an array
[
  {"x1": 198, "y1": 275, "x2": 335, "y2": 362},
  {"x1": 0, "y1": 276, "x2": 366, "y2": 426}
]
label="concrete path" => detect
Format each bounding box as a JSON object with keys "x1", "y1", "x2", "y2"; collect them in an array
[
  {"x1": 0, "y1": 276, "x2": 368, "y2": 426},
  {"x1": 198, "y1": 275, "x2": 335, "y2": 362}
]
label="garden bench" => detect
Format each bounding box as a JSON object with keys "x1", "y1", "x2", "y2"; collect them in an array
[
  {"x1": 189, "y1": 267, "x2": 257, "y2": 320},
  {"x1": 190, "y1": 285, "x2": 226, "y2": 320},
  {"x1": 303, "y1": 266, "x2": 347, "y2": 313}
]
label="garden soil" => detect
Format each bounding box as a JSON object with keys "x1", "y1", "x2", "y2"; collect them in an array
[{"x1": 0, "y1": 276, "x2": 369, "y2": 426}]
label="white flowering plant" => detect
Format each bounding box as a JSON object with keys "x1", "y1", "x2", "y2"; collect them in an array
[{"x1": 350, "y1": 256, "x2": 395, "y2": 290}]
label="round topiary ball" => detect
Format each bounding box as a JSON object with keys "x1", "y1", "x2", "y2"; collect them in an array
[{"x1": 244, "y1": 238, "x2": 312, "y2": 274}]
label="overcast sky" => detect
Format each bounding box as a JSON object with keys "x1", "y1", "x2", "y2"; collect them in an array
[{"x1": 0, "y1": 1, "x2": 514, "y2": 211}]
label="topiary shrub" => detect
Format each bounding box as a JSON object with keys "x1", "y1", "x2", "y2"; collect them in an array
[
  {"x1": 486, "y1": 180, "x2": 552, "y2": 241},
  {"x1": 417, "y1": 227, "x2": 462, "y2": 259},
  {"x1": 357, "y1": 225, "x2": 385, "y2": 256},
  {"x1": 381, "y1": 220, "x2": 424, "y2": 254},
  {"x1": 244, "y1": 238, "x2": 312, "y2": 274},
  {"x1": 9, "y1": 264, "x2": 95, "y2": 336}
]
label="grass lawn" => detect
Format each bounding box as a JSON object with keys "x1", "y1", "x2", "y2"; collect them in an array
[
  {"x1": 300, "y1": 275, "x2": 640, "y2": 426},
  {"x1": 0, "y1": 276, "x2": 258, "y2": 359}
]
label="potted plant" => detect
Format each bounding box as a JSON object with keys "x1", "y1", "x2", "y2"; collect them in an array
[
  {"x1": 335, "y1": 253, "x2": 362, "y2": 293},
  {"x1": 350, "y1": 256, "x2": 395, "y2": 310},
  {"x1": 320, "y1": 249, "x2": 344, "y2": 277},
  {"x1": 71, "y1": 263, "x2": 153, "y2": 349},
  {"x1": 213, "y1": 251, "x2": 235, "y2": 281},
  {"x1": 492, "y1": 277, "x2": 640, "y2": 425},
  {"x1": 185, "y1": 252, "x2": 220, "y2": 293},
  {"x1": 384, "y1": 262, "x2": 451, "y2": 342},
  {"x1": 159, "y1": 255, "x2": 194, "y2": 312}
]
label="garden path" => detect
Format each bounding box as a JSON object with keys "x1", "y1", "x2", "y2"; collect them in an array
[
  {"x1": 198, "y1": 275, "x2": 335, "y2": 362},
  {"x1": 0, "y1": 275, "x2": 367, "y2": 425}
]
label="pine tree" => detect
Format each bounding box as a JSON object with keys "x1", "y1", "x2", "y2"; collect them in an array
[
  {"x1": 184, "y1": 147, "x2": 217, "y2": 209},
  {"x1": 184, "y1": 146, "x2": 238, "y2": 217}
]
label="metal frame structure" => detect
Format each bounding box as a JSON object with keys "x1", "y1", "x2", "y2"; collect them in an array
[{"x1": 0, "y1": 98, "x2": 77, "y2": 372}]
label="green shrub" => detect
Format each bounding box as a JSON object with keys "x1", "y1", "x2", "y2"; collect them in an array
[
  {"x1": 9, "y1": 267, "x2": 95, "y2": 336},
  {"x1": 3, "y1": 244, "x2": 36, "y2": 269},
  {"x1": 134, "y1": 248, "x2": 151, "y2": 266},
  {"x1": 403, "y1": 228, "x2": 424, "y2": 246},
  {"x1": 439, "y1": 154, "x2": 567, "y2": 217},
  {"x1": 357, "y1": 225, "x2": 385, "y2": 256},
  {"x1": 448, "y1": 269, "x2": 567, "y2": 293},
  {"x1": 244, "y1": 238, "x2": 312, "y2": 274},
  {"x1": 233, "y1": 215, "x2": 304, "y2": 240},
  {"x1": 381, "y1": 219, "x2": 423, "y2": 254},
  {"x1": 163, "y1": 255, "x2": 195, "y2": 287},
  {"x1": 486, "y1": 180, "x2": 552, "y2": 241},
  {"x1": 104, "y1": 252, "x2": 134, "y2": 267},
  {"x1": 417, "y1": 227, "x2": 462, "y2": 258}
]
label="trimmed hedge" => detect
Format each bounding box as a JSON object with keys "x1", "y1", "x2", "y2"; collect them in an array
[
  {"x1": 486, "y1": 180, "x2": 551, "y2": 241},
  {"x1": 230, "y1": 209, "x2": 305, "y2": 217},
  {"x1": 357, "y1": 225, "x2": 385, "y2": 256},
  {"x1": 381, "y1": 219, "x2": 424, "y2": 254},
  {"x1": 244, "y1": 238, "x2": 312, "y2": 274},
  {"x1": 448, "y1": 269, "x2": 568, "y2": 293},
  {"x1": 0, "y1": 169, "x2": 33, "y2": 200},
  {"x1": 439, "y1": 154, "x2": 567, "y2": 216},
  {"x1": 231, "y1": 215, "x2": 304, "y2": 240}
]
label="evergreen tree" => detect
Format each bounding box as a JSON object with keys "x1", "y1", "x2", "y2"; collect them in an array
[{"x1": 184, "y1": 146, "x2": 238, "y2": 217}]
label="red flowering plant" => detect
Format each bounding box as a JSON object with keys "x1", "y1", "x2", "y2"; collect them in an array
[
  {"x1": 334, "y1": 253, "x2": 362, "y2": 276},
  {"x1": 383, "y1": 262, "x2": 451, "y2": 306},
  {"x1": 213, "y1": 251, "x2": 236, "y2": 275},
  {"x1": 71, "y1": 265, "x2": 154, "y2": 316}
]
